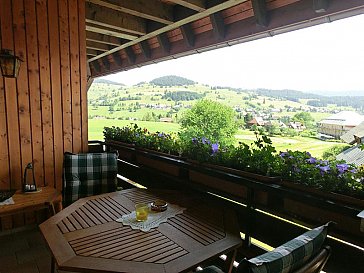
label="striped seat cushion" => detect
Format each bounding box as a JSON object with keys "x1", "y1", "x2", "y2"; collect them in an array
[
  {"x1": 238, "y1": 223, "x2": 330, "y2": 273},
  {"x1": 63, "y1": 152, "x2": 118, "y2": 206}
]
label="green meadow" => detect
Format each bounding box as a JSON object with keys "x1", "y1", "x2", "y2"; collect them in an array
[{"x1": 89, "y1": 119, "x2": 345, "y2": 159}]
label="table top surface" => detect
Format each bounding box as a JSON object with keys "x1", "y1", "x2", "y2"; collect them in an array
[
  {"x1": 0, "y1": 186, "x2": 60, "y2": 216},
  {"x1": 40, "y1": 188, "x2": 242, "y2": 273}
]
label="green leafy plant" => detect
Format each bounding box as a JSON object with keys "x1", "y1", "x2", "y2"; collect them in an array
[{"x1": 104, "y1": 124, "x2": 181, "y2": 155}]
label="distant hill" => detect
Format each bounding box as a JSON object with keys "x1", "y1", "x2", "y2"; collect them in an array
[
  {"x1": 253, "y1": 88, "x2": 364, "y2": 109},
  {"x1": 94, "y1": 78, "x2": 125, "y2": 86},
  {"x1": 150, "y1": 75, "x2": 195, "y2": 86}
]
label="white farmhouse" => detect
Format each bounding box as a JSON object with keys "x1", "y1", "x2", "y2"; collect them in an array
[{"x1": 318, "y1": 111, "x2": 364, "y2": 139}]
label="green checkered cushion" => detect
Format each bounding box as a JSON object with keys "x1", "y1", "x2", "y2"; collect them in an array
[
  {"x1": 238, "y1": 223, "x2": 330, "y2": 273},
  {"x1": 63, "y1": 152, "x2": 118, "y2": 206}
]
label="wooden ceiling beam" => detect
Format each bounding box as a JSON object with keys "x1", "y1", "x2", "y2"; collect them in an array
[
  {"x1": 101, "y1": 57, "x2": 111, "y2": 70},
  {"x1": 210, "y1": 12, "x2": 225, "y2": 39},
  {"x1": 91, "y1": 60, "x2": 101, "y2": 72},
  {"x1": 86, "y1": 49, "x2": 98, "y2": 57},
  {"x1": 169, "y1": 0, "x2": 206, "y2": 12},
  {"x1": 86, "y1": 40, "x2": 113, "y2": 52},
  {"x1": 157, "y1": 33, "x2": 171, "y2": 53},
  {"x1": 86, "y1": 0, "x2": 174, "y2": 25},
  {"x1": 86, "y1": 2, "x2": 146, "y2": 35},
  {"x1": 86, "y1": 24, "x2": 138, "y2": 40},
  {"x1": 124, "y1": 47, "x2": 136, "y2": 64},
  {"x1": 88, "y1": 0, "x2": 250, "y2": 63},
  {"x1": 112, "y1": 52, "x2": 123, "y2": 65},
  {"x1": 140, "y1": 41, "x2": 151, "y2": 59},
  {"x1": 181, "y1": 24, "x2": 195, "y2": 47},
  {"x1": 86, "y1": 32, "x2": 123, "y2": 47},
  {"x1": 251, "y1": 0, "x2": 269, "y2": 27}
]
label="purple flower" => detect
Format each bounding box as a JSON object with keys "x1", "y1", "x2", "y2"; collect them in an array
[
  {"x1": 292, "y1": 165, "x2": 300, "y2": 173},
  {"x1": 306, "y1": 157, "x2": 317, "y2": 164},
  {"x1": 192, "y1": 138, "x2": 198, "y2": 144},
  {"x1": 211, "y1": 143, "x2": 219, "y2": 154},
  {"x1": 279, "y1": 152, "x2": 289, "y2": 158},
  {"x1": 201, "y1": 137, "x2": 208, "y2": 144},
  {"x1": 336, "y1": 163, "x2": 348, "y2": 174},
  {"x1": 318, "y1": 165, "x2": 330, "y2": 176},
  {"x1": 158, "y1": 132, "x2": 165, "y2": 137},
  {"x1": 306, "y1": 152, "x2": 311, "y2": 157}
]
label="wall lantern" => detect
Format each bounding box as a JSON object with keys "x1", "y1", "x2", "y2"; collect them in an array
[{"x1": 0, "y1": 49, "x2": 22, "y2": 78}]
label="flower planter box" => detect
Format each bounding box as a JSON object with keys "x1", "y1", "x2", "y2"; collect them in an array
[
  {"x1": 281, "y1": 180, "x2": 364, "y2": 208},
  {"x1": 283, "y1": 198, "x2": 363, "y2": 244},
  {"x1": 188, "y1": 169, "x2": 269, "y2": 206},
  {"x1": 136, "y1": 148, "x2": 186, "y2": 178},
  {"x1": 203, "y1": 163, "x2": 282, "y2": 184},
  {"x1": 105, "y1": 140, "x2": 136, "y2": 162}
]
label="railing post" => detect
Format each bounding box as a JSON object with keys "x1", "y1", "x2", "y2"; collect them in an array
[{"x1": 245, "y1": 187, "x2": 255, "y2": 247}]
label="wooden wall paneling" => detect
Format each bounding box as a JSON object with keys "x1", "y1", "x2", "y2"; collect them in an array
[
  {"x1": 37, "y1": 0, "x2": 54, "y2": 187},
  {"x1": 69, "y1": 0, "x2": 82, "y2": 153},
  {"x1": 79, "y1": 0, "x2": 88, "y2": 153},
  {"x1": 24, "y1": 0, "x2": 45, "y2": 185},
  {"x1": 0, "y1": 0, "x2": 22, "y2": 188},
  {"x1": 59, "y1": 0, "x2": 73, "y2": 153},
  {"x1": 0, "y1": 78, "x2": 10, "y2": 190},
  {"x1": 48, "y1": 0, "x2": 64, "y2": 190},
  {"x1": 13, "y1": 0, "x2": 33, "y2": 185}
]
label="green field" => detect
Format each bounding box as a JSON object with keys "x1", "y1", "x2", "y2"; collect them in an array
[{"x1": 89, "y1": 119, "x2": 346, "y2": 159}]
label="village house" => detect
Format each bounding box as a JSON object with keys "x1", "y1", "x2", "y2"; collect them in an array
[{"x1": 318, "y1": 111, "x2": 364, "y2": 139}]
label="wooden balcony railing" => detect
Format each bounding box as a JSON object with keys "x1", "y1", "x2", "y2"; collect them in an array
[{"x1": 90, "y1": 141, "x2": 364, "y2": 272}]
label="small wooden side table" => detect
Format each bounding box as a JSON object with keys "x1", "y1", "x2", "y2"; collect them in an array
[{"x1": 0, "y1": 186, "x2": 62, "y2": 218}]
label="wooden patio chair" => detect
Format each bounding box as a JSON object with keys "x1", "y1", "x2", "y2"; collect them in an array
[
  {"x1": 200, "y1": 222, "x2": 333, "y2": 273},
  {"x1": 63, "y1": 151, "x2": 118, "y2": 207}
]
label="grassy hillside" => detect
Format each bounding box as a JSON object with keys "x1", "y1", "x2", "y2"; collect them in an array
[{"x1": 88, "y1": 80, "x2": 354, "y2": 158}]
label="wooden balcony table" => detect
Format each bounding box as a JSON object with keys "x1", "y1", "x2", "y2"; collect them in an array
[{"x1": 40, "y1": 188, "x2": 242, "y2": 273}]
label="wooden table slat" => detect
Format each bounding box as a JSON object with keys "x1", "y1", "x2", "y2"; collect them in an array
[
  {"x1": 91, "y1": 199, "x2": 120, "y2": 219},
  {"x1": 71, "y1": 210, "x2": 90, "y2": 229},
  {"x1": 75, "y1": 207, "x2": 97, "y2": 228},
  {"x1": 67, "y1": 213, "x2": 83, "y2": 230},
  {"x1": 104, "y1": 233, "x2": 165, "y2": 259},
  {"x1": 78, "y1": 205, "x2": 103, "y2": 226}
]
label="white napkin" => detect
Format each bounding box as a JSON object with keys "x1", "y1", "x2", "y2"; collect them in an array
[
  {"x1": 0, "y1": 197, "x2": 15, "y2": 206},
  {"x1": 116, "y1": 203, "x2": 185, "y2": 232}
]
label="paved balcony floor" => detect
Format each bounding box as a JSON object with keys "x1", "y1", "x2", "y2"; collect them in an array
[{"x1": 0, "y1": 226, "x2": 76, "y2": 273}]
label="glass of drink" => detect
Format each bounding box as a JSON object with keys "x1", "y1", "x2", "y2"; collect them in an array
[{"x1": 135, "y1": 203, "x2": 149, "y2": 221}]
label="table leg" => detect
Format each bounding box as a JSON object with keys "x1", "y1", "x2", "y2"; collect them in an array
[
  {"x1": 224, "y1": 249, "x2": 237, "y2": 273},
  {"x1": 51, "y1": 256, "x2": 55, "y2": 273}
]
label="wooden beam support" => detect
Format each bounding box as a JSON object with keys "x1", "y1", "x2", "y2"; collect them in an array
[
  {"x1": 168, "y1": 0, "x2": 206, "y2": 12},
  {"x1": 86, "y1": 24, "x2": 138, "y2": 40},
  {"x1": 101, "y1": 57, "x2": 110, "y2": 70},
  {"x1": 86, "y1": 40, "x2": 112, "y2": 52},
  {"x1": 86, "y1": 2, "x2": 146, "y2": 35},
  {"x1": 157, "y1": 33, "x2": 171, "y2": 53},
  {"x1": 251, "y1": 0, "x2": 269, "y2": 27},
  {"x1": 88, "y1": 0, "x2": 250, "y2": 63},
  {"x1": 86, "y1": 31, "x2": 123, "y2": 47},
  {"x1": 112, "y1": 52, "x2": 123, "y2": 65},
  {"x1": 181, "y1": 24, "x2": 195, "y2": 47},
  {"x1": 210, "y1": 12, "x2": 225, "y2": 39},
  {"x1": 91, "y1": 60, "x2": 101, "y2": 72},
  {"x1": 140, "y1": 41, "x2": 151, "y2": 59},
  {"x1": 313, "y1": 0, "x2": 330, "y2": 13},
  {"x1": 124, "y1": 47, "x2": 136, "y2": 64},
  {"x1": 86, "y1": 49, "x2": 98, "y2": 57},
  {"x1": 86, "y1": 0, "x2": 174, "y2": 25}
]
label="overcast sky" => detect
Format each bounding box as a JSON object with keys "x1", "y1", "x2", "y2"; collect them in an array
[{"x1": 102, "y1": 13, "x2": 364, "y2": 95}]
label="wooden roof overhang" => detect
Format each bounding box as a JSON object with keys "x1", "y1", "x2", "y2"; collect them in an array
[{"x1": 87, "y1": 0, "x2": 364, "y2": 77}]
